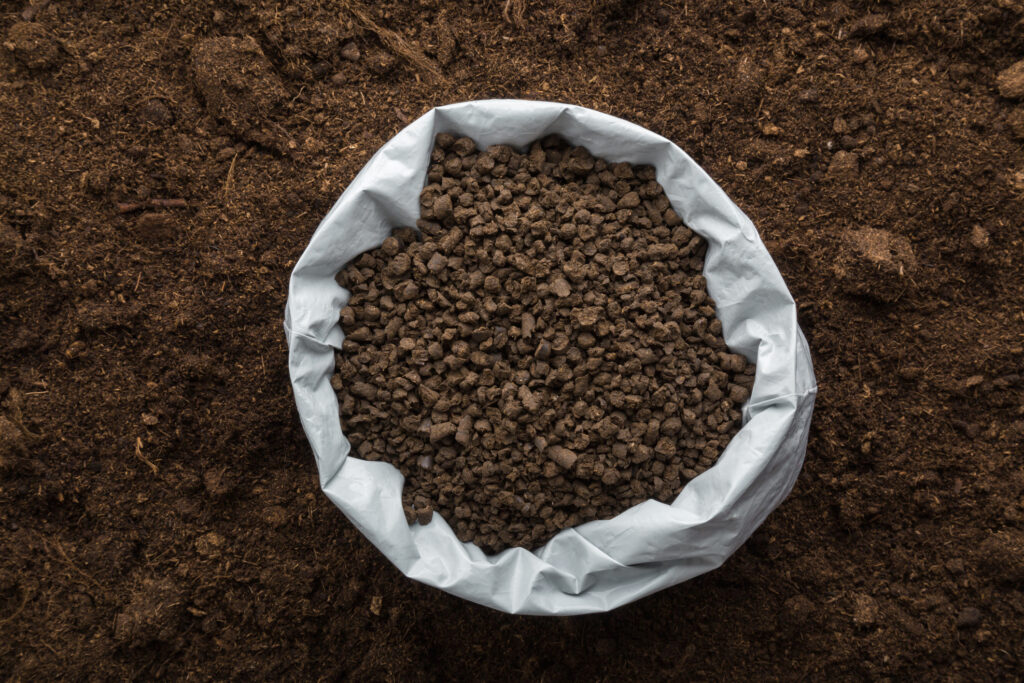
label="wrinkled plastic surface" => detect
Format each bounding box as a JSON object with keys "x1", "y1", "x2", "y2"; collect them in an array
[{"x1": 284, "y1": 100, "x2": 816, "y2": 615}]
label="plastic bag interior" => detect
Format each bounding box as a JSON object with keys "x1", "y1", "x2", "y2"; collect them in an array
[{"x1": 284, "y1": 100, "x2": 817, "y2": 615}]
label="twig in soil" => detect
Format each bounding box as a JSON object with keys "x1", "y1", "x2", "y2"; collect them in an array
[
  {"x1": 21, "y1": 0, "x2": 51, "y2": 21},
  {"x1": 223, "y1": 152, "x2": 239, "y2": 198},
  {"x1": 0, "y1": 586, "x2": 32, "y2": 626},
  {"x1": 150, "y1": 198, "x2": 188, "y2": 209},
  {"x1": 35, "y1": 532, "x2": 106, "y2": 598},
  {"x1": 39, "y1": 640, "x2": 61, "y2": 661},
  {"x1": 7, "y1": 408, "x2": 42, "y2": 441},
  {"x1": 341, "y1": 0, "x2": 445, "y2": 82},
  {"x1": 503, "y1": 0, "x2": 526, "y2": 27},
  {"x1": 74, "y1": 110, "x2": 101, "y2": 129},
  {"x1": 134, "y1": 437, "x2": 159, "y2": 475},
  {"x1": 117, "y1": 198, "x2": 188, "y2": 213}
]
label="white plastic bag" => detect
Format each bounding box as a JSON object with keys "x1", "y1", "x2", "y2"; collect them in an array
[{"x1": 285, "y1": 100, "x2": 816, "y2": 615}]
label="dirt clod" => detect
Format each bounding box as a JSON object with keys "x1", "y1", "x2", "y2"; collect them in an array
[
  {"x1": 0, "y1": 416, "x2": 26, "y2": 471},
  {"x1": 335, "y1": 135, "x2": 754, "y2": 553},
  {"x1": 364, "y1": 49, "x2": 397, "y2": 75},
  {"x1": 83, "y1": 170, "x2": 109, "y2": 195},
  {"x1": 112, "y1": 577, "x2": 184, "y2": 647},
  {"x1": 977, "y1": 530, "x2": 1024, "y2": 583},
  {"x1": 996, "y1": 60, "x2": 1024, "y2": 99},
  {"x1": 835, "y1": 228, "x2": 917, "y2": 302},
  {"x1": 847, "y1": 14, "x2": 889, "y2": 38},
  {"x1": 4, "y1": 21, "x2": 60, "y2": 70},
  {"x1": 190, "y1": 36, "x2": 290, "y2": 152},
  {"x1": 1007, "y1": 109, "x2": 1024, "y2": 140},
  {"x1": 852, "y1": 593, "x2": 879, "y2": 626},
  {"x1": 135, "y1": 212, "x2": 174, "y2": 241},
  {"x1": 826, "y1": 150, "x2": 859, "y2": 179},
  {"x1": 957, "y1": 607, "x2": 982, "y2": 629},
  {"x1": 203, "y1": 468, "x2": 231, "y2": 497},
  {"x1": 727, "y1": 58, "x2": 765, "y2": 111},
  {"x1": 340, "y1": 41, "x2": 361, "y2": 62},
  {"x1": 784, "y1": 594, "x2": 816, "y2": 624},
  {"x1": 195, "y1": 531, "x2": 226, "y2": 558},
  {"x1": 969, "y1": 225, "x2": 990, "y2": 250},
  {"x1": 138, "y1": 99, "x2": 174, "y2": 127},
  {"x1": 262, "y1": 505, "x2": 288, "y2": 527}
]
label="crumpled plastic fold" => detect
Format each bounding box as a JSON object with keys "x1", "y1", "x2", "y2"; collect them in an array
[{"x1": 284, "y1": 100, "x2": 817, "y2": 615}]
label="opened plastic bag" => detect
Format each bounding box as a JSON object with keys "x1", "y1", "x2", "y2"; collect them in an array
[{"x1": 284, "y1": 100, "x2": 816, "y2": 615}]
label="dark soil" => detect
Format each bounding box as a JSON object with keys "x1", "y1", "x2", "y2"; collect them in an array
[
  {"x1": 1, "y1": 0, "x2": 1023, "y2": 679},
  {"x1": 335, "y1": 134, "x2": 754, "y2": 553}
]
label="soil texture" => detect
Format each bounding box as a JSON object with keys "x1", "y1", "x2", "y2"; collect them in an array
[{"x1": 1, "y1": 0, "x2": 1023, "y2": 679}]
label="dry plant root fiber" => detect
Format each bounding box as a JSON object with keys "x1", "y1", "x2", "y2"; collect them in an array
[{"x1": 334, "y1": 134, "x2": 755, "y2": 554}]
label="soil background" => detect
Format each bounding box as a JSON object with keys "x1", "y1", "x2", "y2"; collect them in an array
[{"x1": 1, "y1": 0, "x2": 1023, "y2": 679}]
